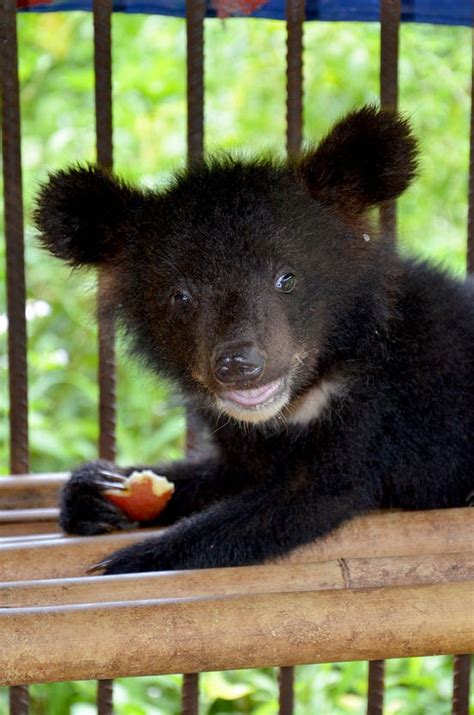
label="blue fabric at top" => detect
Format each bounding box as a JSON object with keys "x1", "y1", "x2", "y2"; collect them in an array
[{"x1": 19, "y1": 0, "x2": 473, "y2": 27}]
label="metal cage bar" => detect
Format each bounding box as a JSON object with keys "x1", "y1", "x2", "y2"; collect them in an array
[
  {"x1": 367, "y1": 661, "x2": 385, "y2": 715},
  {"x1": 379, "y1": 0, "x2": 400, "y2": 245},
  {"x1": 285, "y1": 0, "x2": 305, "y2": 157},
  {"x1": 186, "y1": 0, "x2": 205, "y2": 165},
  {"x1": 94, "y1": 0, "x2": 116, "y2": 464},
  {"x1": 1, "y1": 1, "x2": 30, "y2": 713},
  {"x1": 184, "y1": 0, "x2": 206, "y2": 709},
  {"x1": 1, "y1": 0, "x2": 29, "y2": 478},
  {"x1": 281, "y1": 1, "x2": 305, "y2": 706},
  {"x1": 93, "y1": 0, "x2": 115, "y2": 711},
  {"x1": 468, "y1": 27, "x2": 474, "y2": 275},
  {"x1": 370, "y1": 1, "x2": 401, "y2": 711},
  {"x1": 279, "y1": 666, "x2": 295, "y2": 715},
  {"x1": 451, "y1": 29, "x2": 474, "y2": 715}
]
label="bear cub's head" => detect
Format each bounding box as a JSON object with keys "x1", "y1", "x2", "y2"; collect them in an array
[{"x1": 34, "y1": 106, "x2": 417, "y2": 425}]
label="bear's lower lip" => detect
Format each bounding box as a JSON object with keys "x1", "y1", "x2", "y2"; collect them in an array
[{"x1": 219, "y1": 378, "x2": 284, "y2": 408}]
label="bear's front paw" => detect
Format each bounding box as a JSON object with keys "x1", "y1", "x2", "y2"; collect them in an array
[
  {"x1": 90, "y1": 535, "x2": 175, "y2": 575},
  {"x1": 60, "y1": 460, "x2": 138, "y2": 536}
]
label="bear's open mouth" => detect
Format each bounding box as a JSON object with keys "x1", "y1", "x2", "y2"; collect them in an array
[
  {"x1": 219, "y1": 379, "x2": 284, "y2": 408},
  {"x1": 215, "y1": 377, "x2": 290, "y2": 423}
]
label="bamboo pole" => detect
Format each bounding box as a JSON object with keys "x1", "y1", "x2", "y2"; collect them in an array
[
  {"x1": 0, "y1": 473, "x2": 68, "y2": 510},
  {"x1": 0, "y1": 508, "x2": 471, "y2": 582},
  {"x1": 0, "y1": 553, "x2": 472, "y2": 608},
  {"x1": 0, "y1": 581, "x2": 472, "y2": 686}
]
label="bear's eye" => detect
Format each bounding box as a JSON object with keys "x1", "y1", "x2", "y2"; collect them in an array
[
  {"x1": 275, "y1": 273, "x2": 296, "y2": 294},
  {"x1": 172, "y1": 290, "x2": 193, "y2": 308}
]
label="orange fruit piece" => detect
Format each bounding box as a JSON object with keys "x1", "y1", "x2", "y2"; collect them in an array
[{"x1": 104, "y1": 470, "x2": 175, "y2": 522}]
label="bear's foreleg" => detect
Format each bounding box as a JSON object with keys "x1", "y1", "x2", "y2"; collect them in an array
[{"x1": 94, "y1": 475, "x2": 377, "y2": 574}]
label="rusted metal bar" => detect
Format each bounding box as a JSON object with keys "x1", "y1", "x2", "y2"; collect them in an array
[
  {"x1": 94, "y1": 0, "x2": 116, "y2": 466},
  {"x1": 186, "y1": 0, "x2": 205, "y2": 164},
  {"x1": 97, "y1": 679, "x2": 114, "y2": 715},
  {"x1": 380, "y1": 0, "x2": 400, "y2": 111},
  {"x1": 1, "y1": 1, "x2": 30, "y2": 712},
  {"x1": 285, "y1": 0, "x2": 304, "y2": 157},
  {"x1": 380, "y1": 0, "x2": 400, "y2": 244},
  {"x1": 184, "y1": 3, "x2": 205, "y2": 706},
  {"x1": 452, "y1": 655, "x2": 472, "y2": 715},
  {"x1": 9, "y1": 688, "x2": 29, "y2": 715},
  {"x1": 451, "y1": 31, "x2": 474, "y2": 715},
  {"x1": 367, "y1": 660, "x2": 385, "y2": 715},
  {"x1": 468, "y1": 28, "x2": 473, "y2": 274},
  {"x1": 182, "y1": 672, "x2": 199, "y2": 715},
  {"x1": 373, "y1": 5, "x2": 401, "y2": 704},
  {"x1": 279, "y1": 666, "x2": 294, "y2": 715},
  {"x1": 283, "y1": 4, "x2": 305, "y2": 701},
  {"x1": 1, "y1": 0, "x2": 29, "y2": 477},
  {"x1": 93, "y1": 0, "x2": 115, "y2": 711}
]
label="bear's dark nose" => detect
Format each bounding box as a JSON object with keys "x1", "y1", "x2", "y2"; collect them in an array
[{"x1": 213, "y1": 343, "x2": 265, "y2": 384}]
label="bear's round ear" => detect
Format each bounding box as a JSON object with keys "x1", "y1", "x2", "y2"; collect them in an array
[
  {"x1": 34, "y1": 165, "x2": 144, "y2": 267},
  {"x1": 299, "y1": 106, "x2": 418, "y2": 215}
]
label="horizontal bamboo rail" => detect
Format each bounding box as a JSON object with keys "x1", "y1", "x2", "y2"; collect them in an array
[
  {"x1": 0, "y1": 508, "x2": 59, "y2": 523},
  {"x1": 0, "y1": 508, "x2": 471, "y2": 581},
  {"x1": 0, "y1": 473, "x2": 68, "y2": 510},
  {"x1": 1, "y1": 552, "x2": 472, "y2": 608},
  {"x1": 0, "y1": 521, "x2": 60, "y2": 538},
  {"x1": 1, "y1": 581, "x2": 472, "y2": 686}
]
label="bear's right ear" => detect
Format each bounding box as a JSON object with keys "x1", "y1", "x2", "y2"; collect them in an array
[{"x1": 34, "y1": 165, "x2": 144, "y2": 267}]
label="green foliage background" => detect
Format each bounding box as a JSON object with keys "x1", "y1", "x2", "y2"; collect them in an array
[{"x1": 0, "y1": 11, "x2": 472, "y2": 714}]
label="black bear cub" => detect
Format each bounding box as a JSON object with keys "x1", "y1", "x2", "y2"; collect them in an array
[{"x1": 35, "y1": 107, "x2": 473, "y2": 575}]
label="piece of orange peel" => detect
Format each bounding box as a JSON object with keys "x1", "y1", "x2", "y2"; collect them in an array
[{"x1": 104, "y1": 469, "x2": 175, "y2": 522}]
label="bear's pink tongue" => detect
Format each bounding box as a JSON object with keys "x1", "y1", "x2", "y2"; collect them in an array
[{"x1": 220, "y1": 379, "x2": 282, "y2": 407}]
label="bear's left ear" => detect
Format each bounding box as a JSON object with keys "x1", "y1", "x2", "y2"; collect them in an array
[{"x1": 299, "y1": 106, "x2": 418, "y2": 214}]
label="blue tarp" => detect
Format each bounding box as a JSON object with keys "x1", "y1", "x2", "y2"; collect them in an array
[{"x1": 18, "y1": 0, "x2": 474, "y2": 27}]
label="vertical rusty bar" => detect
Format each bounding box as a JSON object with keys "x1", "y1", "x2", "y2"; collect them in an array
[
  {"x1": 184, "y1": 0, "x2": 205, "y2": 453},
  {"x1": 286, "y1": 0, "x2": 304, "y2": 157},
  {"x1": 279, "y1": 666, "x2": 295, "y2": 715},
  {"x1": 182, "y1": 672, "x2": 199, "y2": 715},
  {"x1": 97, "y1": 679, "x2": 114, "y2": 715},
  {"x1": 183, "y1": 1, "x2": 205, "y2": 710},
  {"x1": 93, "y1": 0, "x2": 115, "y2": 712},
  {"x1": 379, "y1": 0, "x2": 400, "y2": 244},
  {"x1": 94, "y1": 0, "x2": 116, "y2": 464},
  {"x1": 467, "y1": 28, "x2": 474, "y2": 275},
  {"x1": 452, "y1": 34, "x2": 474, "y2": 715},
  {"x1": 283, "y1": 0, "x2": 304, "y2": 706},
  {"x1": 186, "y1": 0, "x2": 205, "y2": 165},
  {"x1": 367, "y1": 660, "x2": 385, "y2": 715},
  {"x1": 1, "y1": 0, "x2": 29, "y2": 478},
  {"x1": 8, "y1": 688, "x2": 29, "y2": 715},
  {"x1": 1, "y1": 1, "x2": 30, "y2": 713},
  {"x1": 452, "y1": 655, "x2": 471, "y2": 715},
  {"x1": 370, "y1": 2, "x2": 400, "y2": 710},
  {"x1": 281, "y1": 2, "x2": 305, "y2": 707}
]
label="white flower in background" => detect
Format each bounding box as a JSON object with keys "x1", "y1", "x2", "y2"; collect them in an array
[
  {"x1": 49, "y1": 349, "x2": 69, "y2": 367},
  {"x1": 0, "y1": 314, "x2": 7, "y2": 334},
  {"x1": 25, "y1": 300, "x2": 51, "y2": 321}
]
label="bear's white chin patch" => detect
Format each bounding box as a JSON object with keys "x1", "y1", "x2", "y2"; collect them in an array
[{"x1": 215, "y1": 378, "x2": 290, "y2": 423}]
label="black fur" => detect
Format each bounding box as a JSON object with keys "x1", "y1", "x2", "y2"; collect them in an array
[
  {"x1": 35, "y1": 107, "x2": 473, "y2": 575},
  {"x1": 34, "y1": 165, "x2": 148, "y2": 265}
]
